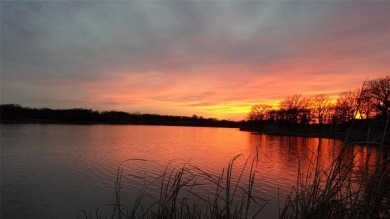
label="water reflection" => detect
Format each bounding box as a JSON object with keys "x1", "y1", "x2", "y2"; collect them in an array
[
  {"x1": 0, "y1": 124, "x2": 383, "y2": 219},
  {"x1": 247, "y1": 134, "x2": 381, "y2": 189}
]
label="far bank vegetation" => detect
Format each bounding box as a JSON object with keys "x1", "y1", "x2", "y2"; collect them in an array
[{"x1": 243, "y1": 76, "x2": 389, "y2": 143}]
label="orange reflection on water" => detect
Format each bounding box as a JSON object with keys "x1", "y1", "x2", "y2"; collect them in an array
[
  {"x1": 3, "y1": 124, "x2": 385, "y2": 219},
  {"x1": 245, "y1": 134, "x2": 381, "y2": 194},
  {"x1": 68, "y1": 125, "x2": 384, "y2": 218}
]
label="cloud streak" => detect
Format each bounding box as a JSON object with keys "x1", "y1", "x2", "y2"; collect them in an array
[{"x1": 1, "y1": 1, "x2": 389, "y2": 120}]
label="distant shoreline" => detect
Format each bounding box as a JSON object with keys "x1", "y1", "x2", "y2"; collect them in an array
[
  {"x1": 0, "y1": 104, "x2": 240, "y2": 128},
  {"x1": 0, "y1": 118, "x2": 238, "y2": 128},
  {"x1": 2, "y1": 104, "x2": 388, "y2": 145}
]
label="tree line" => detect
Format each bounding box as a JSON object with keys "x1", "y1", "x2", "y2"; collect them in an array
[
  {"x1": 0, "y1": 105, "x2": 238, "y2": 128},
  {"x1": 246, "y1": 75, "x2": 389, "y2": 131}
]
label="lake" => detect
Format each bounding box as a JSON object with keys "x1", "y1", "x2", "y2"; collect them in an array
[{"x1": 0, "y1": 124, "x2": 379, "y2": 218}]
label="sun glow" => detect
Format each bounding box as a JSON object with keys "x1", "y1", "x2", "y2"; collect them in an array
[{"x1": 2, "y1": 1, "x2": 388, "y2": 121}]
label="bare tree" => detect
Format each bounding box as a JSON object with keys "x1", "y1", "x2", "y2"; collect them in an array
[
  {"x1": 279, "y1": 94, "x2": 303, "y2": 125},
  {"x1": 299, "y1": 97, "x2": 312, "y2": 126},
  {"x1": 334, "y1": 89, "x2": 360, "y2": 123},
  {"x1": 279, "y1": 94, "x2": 313, "y2": 126},
  {"x1": 362, "y1": 76, "x2": 390, "y2": 119},
  {"x1": 311, "y1": 94, "x2": 332, "y2": 125},
  {"x1": 248, "y1": 104, "x2": 273, "y2": 122}
]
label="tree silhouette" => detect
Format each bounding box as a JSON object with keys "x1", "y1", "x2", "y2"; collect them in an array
[
  {"x1": 279, "y1": 94, "x2": 307, "y2": 126},
  {"x1": 311, "y1": 94, "x2": 332, "y2": 126},
  {"x1": 334, "y1": 89, "x2": 359, "y2": 124},
  {"x1": 248, "y1": 104, "x2": 273, "y2": 122},
  {"x1": 0, "y1": 105, "x2": 238, "y2": 127},
  {"x1": 362, "y1": 76, "x2": 390, "y2": 119}
]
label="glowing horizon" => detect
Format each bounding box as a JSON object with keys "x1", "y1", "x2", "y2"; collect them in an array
[{"x1": 1, "y1": 1, "x2": 389, "y2": 121}]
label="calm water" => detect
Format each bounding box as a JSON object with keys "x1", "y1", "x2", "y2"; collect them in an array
[{"x1": 1, "y1": 124, "x2": 379, "y2": 218}]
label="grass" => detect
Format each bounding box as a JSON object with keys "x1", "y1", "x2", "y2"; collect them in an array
[
  {"x1": 81, "y1": 120, "x2": 390, "y2": 219},
  {"x1": 281, "y1": 117, "x2": 390, "y2": 218},
  {"x1": 280, "y1": 146, "x2": 390, "y2": 218},
  {"x1": 80, "y1": 153, "x2": 266, "y2": 219}
]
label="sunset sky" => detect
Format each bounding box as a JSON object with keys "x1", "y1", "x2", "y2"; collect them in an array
[{"x1": 1, "y1": 1, "x2": 389, "y2": 121}]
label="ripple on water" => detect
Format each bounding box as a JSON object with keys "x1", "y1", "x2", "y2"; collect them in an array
[{"x1": 2, "y1": 124, "x2": 370, "y2": 219}]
